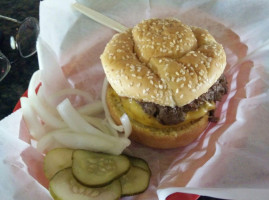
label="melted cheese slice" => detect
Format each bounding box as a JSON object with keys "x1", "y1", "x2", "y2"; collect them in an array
[{"x1": 121, "y1": 97, "x2": 215, "y2": 129}]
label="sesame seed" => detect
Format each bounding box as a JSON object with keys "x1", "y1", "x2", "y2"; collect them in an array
[
  {"x1": 180, "y1": 94, "x2": 184, "y2": 99},
  {"x1": 199, "y1": 70, "x2": 204, "y2": 76}
]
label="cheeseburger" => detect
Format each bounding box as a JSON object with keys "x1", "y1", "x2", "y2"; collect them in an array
[{"x1": 100, "y1": 18, "x2": 227, "y2": 149}]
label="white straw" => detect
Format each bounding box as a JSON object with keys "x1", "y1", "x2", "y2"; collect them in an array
[{"x1": 72, "y1": 2, "x2": 128, "y2": 33}]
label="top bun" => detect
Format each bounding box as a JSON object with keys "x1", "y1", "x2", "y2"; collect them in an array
[{"x1": 100, "y1": 18, "x2": 226, "y2": 107}]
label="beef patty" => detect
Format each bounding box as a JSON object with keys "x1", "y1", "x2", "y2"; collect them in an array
[{"x1": 138, "y1": 74, "x2": 228, "y2": 125}]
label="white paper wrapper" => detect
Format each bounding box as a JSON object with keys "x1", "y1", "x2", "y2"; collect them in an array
[{"x1": 1, "y1": 0, "x2": 269, "y2": 200}]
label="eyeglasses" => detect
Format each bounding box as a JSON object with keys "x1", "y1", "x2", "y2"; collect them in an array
[{"x1": 0, "y1": 15, "x2": 39, "y2": 81}]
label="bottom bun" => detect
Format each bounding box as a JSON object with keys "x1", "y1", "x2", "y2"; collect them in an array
[{"x1": 106, "y1": 85, "x2": 209, "y2": 149}]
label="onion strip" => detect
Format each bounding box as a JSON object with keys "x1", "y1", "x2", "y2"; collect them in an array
[
  {"x1": 28, "y1": 70, "x2": 41, "y2": 99},
  {"x1": 101, "y1": 78, "x2": 124, "y2": 132},
  {"x1": 20, "y1": 97, "x2": 46, "y2": 140},
  {"x1": 37, "y1": 129, "x2": 71, "y2": 153},
  {"x1": 78, "y1": 101, "x2": 104, "y2": 115},
  {"x1": 30, "y1": 95, "x2": 66, "y2": 129},
  {"x1": 83, "y1": 115, "x2": 118, "y2": 137},
  {"x1": 120, "y1": 113, "x2": 132, "y2": 138},
  {"x1": 57, "y1": 99, "x2": 123, "y2": 143},
  {"x1": 53, "y1": 132, "x2": 128, "y2": 155},
  {"x1": 83, "y1": 116, "x2": 111, "y2": 134},
  {"x1": 37, "y1": 128, "x2": 130, "y2": 155}
]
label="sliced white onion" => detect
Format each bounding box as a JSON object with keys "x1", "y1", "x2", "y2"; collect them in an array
[
  {"x1": 57, "y1": 99, "x2": 103, "y2": 135},
  {"x1": 30, "y1": 94, "x2": 66, "y2": 129},
  {"x1": 53, "y1": 132, "x2": 129, "y2": 155},
  {"x1": 37, "y1": 128, "x2": 71, "y2": 153},
  {"x1": 120, "y1": 113, "x2": 132, "y2": 138},
  {"x1": 78, "y1": 101, "x2": 104, "y2": 115},
  {"x1": 37, "y1": 86, "x2": 60, "y2": 116},
  {"x1": 37, "y1": 128, "x2": 130, "y2": 155},
  {"x1": 20, "y1": 97, "x2": 46, "y2": 140},
  {"x1": 57, "y1": 99, "x2": 122, "y2": 142},
  {"x1": 105, "y1": 121, "x2": 120, "y2": 137},
  {"x1": 49, "y1": 88, "x2": 93, "y2": 104},
  {"x1": 25, "y1": 75, "x2": 132, "y2": 155},
  {"x1": 28, "y1": 70, "x2": 41, "y2": 99},
  {"x1": 83, "y1": 115, "x2": 112, "y2": 135},
  {"x1": 83, "y1": 115, "x2": 119, "y2": 137},
  {"x1": 101, "y1": 78, "x2": 124, "y2": 132}
]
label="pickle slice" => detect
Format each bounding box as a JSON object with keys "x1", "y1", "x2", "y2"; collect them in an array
[
  {"x1": 120, "y1": 166, "x2": 150, "y2": 196},
  {"x1": 44, "y1": 148, "x2": 73, "y2": 179},
  {"x1": 50, "y1": 168, "x2": 121, "y2": 200},
  {"x1": 72, "y1": 150, "x2": 130, "y2": 187},
  {"x1": 127, "y1": 155, "x2": 151, "y2": 174}
]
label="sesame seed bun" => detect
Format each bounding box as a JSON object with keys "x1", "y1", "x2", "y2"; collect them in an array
[
  {"x1": 106, "y1": 84, "x2": 209, "y2": 149},
  {"x1": 100, "y1": 18, "x2": 226, "y2": 107}
]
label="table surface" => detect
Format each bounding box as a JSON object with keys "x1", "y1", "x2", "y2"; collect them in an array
[{"x1": 0, "y1": 1, "x2": 226, "y2": 200}]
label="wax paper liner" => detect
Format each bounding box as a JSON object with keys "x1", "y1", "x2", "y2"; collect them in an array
[{"x1": 0, "y1": 0, "x2": 269, "y2": 200}]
